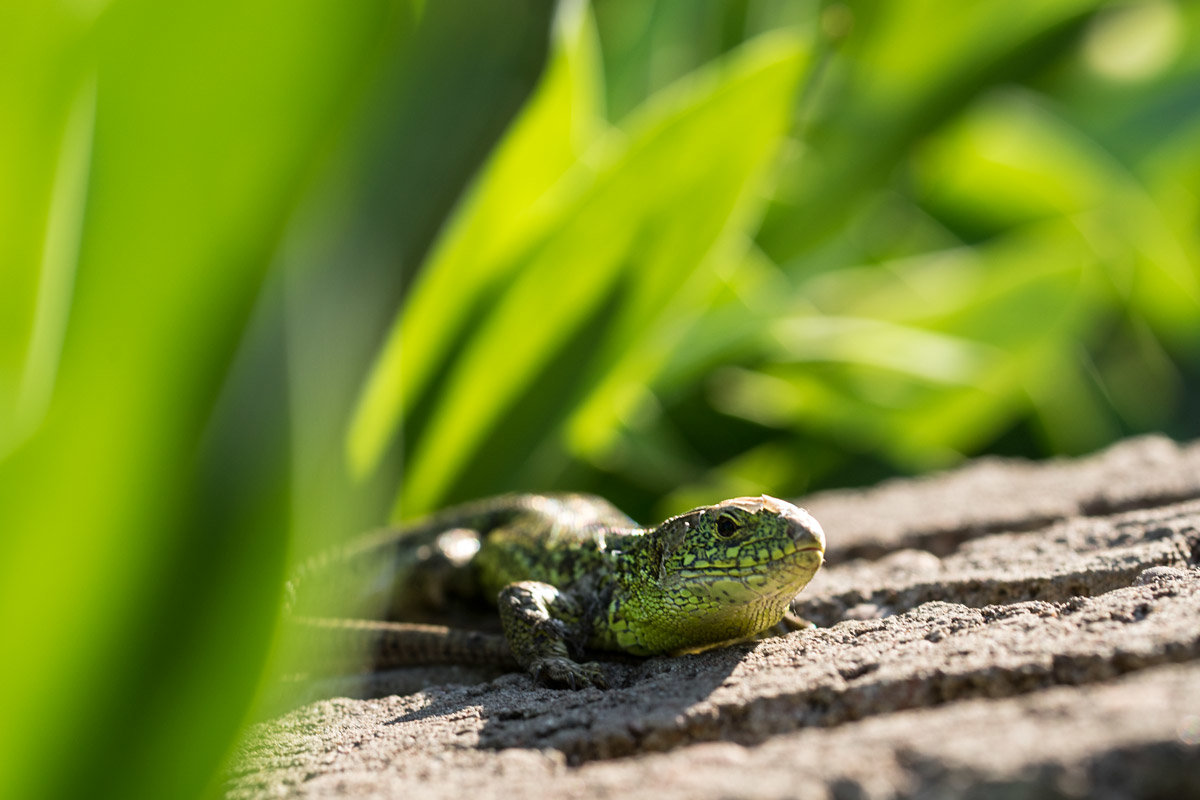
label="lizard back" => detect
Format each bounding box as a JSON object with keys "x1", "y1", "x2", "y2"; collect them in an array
[
  {"x1": 470, "y1": 494, "x2": 641, "y2": 600},
  {"x1": 286, "y1": 493, "x2": 637, "y2": 621}
]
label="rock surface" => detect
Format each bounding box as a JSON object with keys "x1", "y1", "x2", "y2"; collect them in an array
[{"x1": 227, "y1": 435, "x2": 1200, "y2": 799}]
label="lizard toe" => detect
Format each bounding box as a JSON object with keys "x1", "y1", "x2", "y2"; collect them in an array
[
  {"x1": 528, "y1": 657, "x2": 606, "y2": 690},
  {"x1": 580, "y1": 661, "x2": 608, "y2": 689}
]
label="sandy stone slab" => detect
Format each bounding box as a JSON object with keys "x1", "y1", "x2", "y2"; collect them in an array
[
  {"x1": 804, "y1": 435, "x2": 1200, "y2": 558},
  {"x1": 228, "y1": 569, "x2": 1200, "y2": 798},
  {"x1": 532, "y1": 661, "x2": 1200, "y2": 800},
  {"x1": 796, "y1": 498, "x2": 1200, "y2": 626},
  {"x1": 232, "y1": 658, "x2": 1200, "y2": 800},
  {"x1": 473, "y1": 569, "x2": 1200, "y2": 760},
  {"x1": 227, "y1": 437, "x2": 1200, "y2": 799}
]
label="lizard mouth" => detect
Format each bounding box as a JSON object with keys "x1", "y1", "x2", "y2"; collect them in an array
[{"x1": 672, "y1": 544, "x2": 824, "y2": 582}]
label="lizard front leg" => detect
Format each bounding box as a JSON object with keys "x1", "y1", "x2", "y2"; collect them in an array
[{"x1": 495, "y1": 581, "x2": 607, "y2": 689}]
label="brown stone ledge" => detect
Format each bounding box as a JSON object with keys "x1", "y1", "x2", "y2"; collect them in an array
[{"x1": 227, "y1": 435, "x2": 1200, "y2": 799}]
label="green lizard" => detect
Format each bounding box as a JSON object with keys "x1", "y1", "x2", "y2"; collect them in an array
[{"x1": 286, "y1": 493, "x2": 825, "y2": 689}]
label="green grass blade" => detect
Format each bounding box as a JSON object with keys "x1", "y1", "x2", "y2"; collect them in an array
[
  {"x1": 347, "y1": 0, "x2": 604, "y2": 481},
  {"x1": 396, "y1": 31, "x2": 808, "y2": 516}
]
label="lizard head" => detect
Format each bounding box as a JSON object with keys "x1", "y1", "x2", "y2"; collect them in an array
[{"x1": 615, "y1": 495, "x2": 825, "y2": 654}]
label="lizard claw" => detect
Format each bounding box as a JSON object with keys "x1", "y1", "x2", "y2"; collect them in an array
[{"x1": 528, "y1": 657, "x2": 607, "y2": 690}]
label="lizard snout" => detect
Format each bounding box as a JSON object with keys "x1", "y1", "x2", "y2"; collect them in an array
[
  {"x1": 792, "y1": 508, "x2": 825, "y2": 554},
  {"x1": 759, "y1": 494, "x2": 825, "y2": 554}
]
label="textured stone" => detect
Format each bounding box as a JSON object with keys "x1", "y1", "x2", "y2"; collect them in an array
[
  {"x1": 804, "y1": 434, "x2": 1200, "y2": 558},
  {"x1": 227, "y1": 436, "x2": 1200, "y2": 799}
]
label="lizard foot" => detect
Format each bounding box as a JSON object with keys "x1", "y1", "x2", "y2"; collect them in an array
[{"x1": 528, "y1": 656, "x2": 608, "y2": 690}]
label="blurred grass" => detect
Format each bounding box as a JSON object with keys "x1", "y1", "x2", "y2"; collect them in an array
[
  {"x1": 1, "y1": 0, "x2": 1198, "y2": 797},
  {"x1": 353, "y1": 13, "x2": 810, "y2": 516}
]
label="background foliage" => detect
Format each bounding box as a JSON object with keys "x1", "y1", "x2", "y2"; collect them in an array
[{"x1": 1, "y1": 0, "x2": 1196, "y2": 797}]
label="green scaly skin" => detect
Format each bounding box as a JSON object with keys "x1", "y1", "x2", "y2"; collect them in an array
[{"x1": 288, "y1": 493, "x2": 825, "y2": 689}]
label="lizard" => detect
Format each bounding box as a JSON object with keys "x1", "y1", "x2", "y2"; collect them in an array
[{"x1": 285, "y1": 492, "x2": 825, "y2": 689}]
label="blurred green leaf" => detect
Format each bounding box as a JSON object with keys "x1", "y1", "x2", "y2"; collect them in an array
[
  {"x1": 759, "y1": 0, "x2": 1106, "y2": 262},
  {"x1": 279, "y1": 0, "x2": 558, "y2": 560},
  {"x1": 565, "y1": 33, "x2": 811, "y2": 459},
  {"x1": 914, "y1": 89, "x2": 1114, "y2": 230},
  {"x1": 348, "y1": 0, "x2": 604, "y2": 482},
  {"x1": 0, "y1": 2, "x2": 93, "y2": 457},
  {"x1": 707, "y1": 221, "x2": 1098, "y2": 472},
  {"x1": 389, "y1": 28, "x2": 808, "y2": 515},
  {"x1": 0, "y1": 1, "x2": 404, "y2": 797},
  {"x1": 913, "y1": 85, "x2": 1200, "y2": 392}
]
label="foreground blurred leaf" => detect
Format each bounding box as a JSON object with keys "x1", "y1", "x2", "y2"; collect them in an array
[
  {"x1": 0, "y1": 1, "x2": 403, "y2": 797},
  {"x1": 0, "y1": 2, "x2": 93, "y2": 457}
]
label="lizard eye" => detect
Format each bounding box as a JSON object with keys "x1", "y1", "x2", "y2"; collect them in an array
[{"x1": 715, "y1": 513, "x2": 740, "y2": 538}]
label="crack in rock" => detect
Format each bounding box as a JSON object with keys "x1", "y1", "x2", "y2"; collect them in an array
[
  {"x1": 795, "y1": 500, "x2": 1200, "y2": 627},
  {"x1": 806, "y1": 436, "x2": 1200, "y2": 560}
]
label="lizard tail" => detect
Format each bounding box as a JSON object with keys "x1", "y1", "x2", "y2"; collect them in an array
[
  {"x1": 283, "y1": 496, "x2": 532, "y2": 618},
  {"x1": 287, "y1": 616, "x2": 518, "y2": 673}
]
